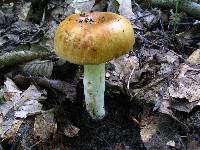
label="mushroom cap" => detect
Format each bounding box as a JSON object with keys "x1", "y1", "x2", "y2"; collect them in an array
[{"x1": 54, "y1": 12, "x2": 135, "y2": 65}]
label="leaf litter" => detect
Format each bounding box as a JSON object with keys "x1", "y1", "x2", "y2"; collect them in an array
[
  {"x1": 0, "y1": 78, "x2": 46, "y2": 141},
  {"x1": 0, "y1": 0, "x2": 200, "y2": 149}
]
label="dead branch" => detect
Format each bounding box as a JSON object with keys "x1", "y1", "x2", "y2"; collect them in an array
[
  {"x1": 137, "y1": 0, "x2": 200, "y2": 18},
  {"x1": 0, "y1": 50, "x2": 50, "y2": 68}
]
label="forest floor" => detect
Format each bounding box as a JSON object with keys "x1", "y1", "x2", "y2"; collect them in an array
[{"x1": 0, "y1": 0, "x2": 200, "y2": 149}]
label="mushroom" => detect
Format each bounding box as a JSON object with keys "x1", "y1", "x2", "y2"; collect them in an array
[{"x1": 54, "y1": 12, "x2": 135, "y2": 119}]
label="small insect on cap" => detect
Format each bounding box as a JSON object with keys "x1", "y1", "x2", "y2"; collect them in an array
[{"x1": 54, "y1": 12, "x2": 135, "y2": 65}]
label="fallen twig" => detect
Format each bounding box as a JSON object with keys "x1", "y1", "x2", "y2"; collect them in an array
[
  {"x1": 137, "y1": 0, "x2": 200, "y2": 18},
  {"x1": 0, "y1": 50, "x2": 51, "y2": 68}
]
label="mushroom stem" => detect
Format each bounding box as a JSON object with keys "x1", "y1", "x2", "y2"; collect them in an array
[{"x1": 83, "y1": 63, "x2": 105, "y2": 119}]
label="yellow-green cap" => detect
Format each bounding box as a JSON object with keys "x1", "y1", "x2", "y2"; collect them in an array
[{"x1": 54, "y1": 12, "x2": 135, "y2": 65}]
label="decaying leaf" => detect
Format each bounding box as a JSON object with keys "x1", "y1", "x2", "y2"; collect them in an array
[
  {"x1": 167, "y1": 64, "x2": 200, "y2": 113},
  {"x1": 70, "y1": 0, "x2": 95, "y2": 13},
  {"x1": 166, "y1": 140, "x2": 175, "y2": 147},
  {"x1": 169, "y1": 64, "x2": 200, "y2": 102},
  {"x1": 141, "y1": 113, "x2": 186, "y2": 149},
  {"x1": 109, "y1": 54, "x2": 139, "y2": 84},
  {"x1": 0, "y1": 78, "x2": 47, "y2": 141},
  {"x1": 176, "y1": 27, "x2": 200, "y2": 46},
  {"x1": 16, "y1": 1, "x2": 31, "y2": 21},
  {"x1": 13, "y1": 84, "x2": 46, "y2": 110},
  {"x1": 0, "y1": 9, "x2": 16, "y2": 28},
  {"x1": 187, "y1": 49, "x2": 200, "y2": 65},
  {"x1": 14, "y1": 100, "x2": 43, "y2": 118},
  {"x1": 34, "y1": 109, "x2": 57, "y2": 140},
  {"x1": 0, "y1": 119, "x2": 23, "y2": 140},
  {"x1": 1, "y1": 20, "x2": 43, "y2": 45},
  {"x1": 31, "y1": 77, "x2": 77, "y2": 100},
  {"x1": 39, "y1": 20, "x2": 58, "y2": 52},
  {"x1": 0, "y1": 78, "x2": 22, "y2": 119},
  {"x1": 64, "y1": 124, "x2": 80, "y2": 137},
  {"x1": 171, "y1": 100, "x2": 200, "y2": 113},
  {"x1": 92, "y1": 0, "x2": 107, "y2": 11},
  {"x1": 117, "y1": 0, "x2": 135, "y2": 17},
  {"x1": 22, "y1": 59, "x2": 53, "y2": 78}
]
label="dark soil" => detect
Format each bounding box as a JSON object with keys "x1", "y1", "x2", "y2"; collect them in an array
[{"x1": 52, "y1": 88, "x2": 146, "y2": 150}]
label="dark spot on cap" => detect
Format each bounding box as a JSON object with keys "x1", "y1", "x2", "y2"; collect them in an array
[
  {"x1": 92, "y1": 49, "x2": 97, "y2": 52},
  {"x1": 80, "y1": 13, "x2": 86, "y2": 17},
  {"x1": 79, "y1": 20, "x2": 83, "y2": 23},
  {"x1": 85, "y1": 18, "x2": 90, "y2": 23}
]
